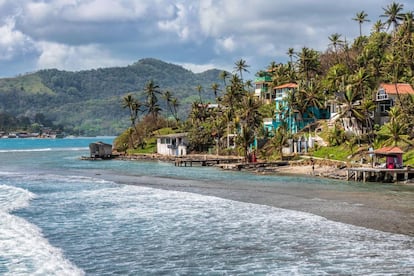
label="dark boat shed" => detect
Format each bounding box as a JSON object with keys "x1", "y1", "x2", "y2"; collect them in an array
[{"x1": 89, "y1": 141, "x2": 113, "y2": 159}]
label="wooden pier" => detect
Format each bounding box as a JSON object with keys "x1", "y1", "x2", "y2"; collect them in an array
[
  {"x1": 347, "y1": 167, "x2": 414, "y2": 183},
  {"x1": 217, "y1": 161, "x2": 289, "y2": 171},
  {"x1": 174, "y1": 157, "x2": 243, "y2": 167}
]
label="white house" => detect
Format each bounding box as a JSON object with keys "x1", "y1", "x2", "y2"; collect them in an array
[
  {"x1": 375, "y1": 83, "x2": 414, "y2": 125},
  {"x1": 156, "y1": 133, "x2": 188, "y2": 156}
]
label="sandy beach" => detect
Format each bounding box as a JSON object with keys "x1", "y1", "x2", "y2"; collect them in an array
[{"x1": 99, "y1": 158, "x2": 414, "y2": 237}]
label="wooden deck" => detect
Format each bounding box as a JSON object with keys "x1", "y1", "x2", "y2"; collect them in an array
[
  {"x1": 347, "y1": 167, "x2": 414, "y2": 183},
  {"x1": 217, "y1": 161, "x2": 289, "y2": 171},
  {"x1": 173, "y1": 157, "x2": 289, "y2": 171},
  {"x1": 174, "y1": 157, "x2": 243, "y2": 167}
]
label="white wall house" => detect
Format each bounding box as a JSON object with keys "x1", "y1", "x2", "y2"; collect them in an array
[
  {"x1": 156, "y1": 133, "x2": 188, "y2": 156},
  {"x1": 374, "y1": 83, "x2": 414, "y2": 125}
]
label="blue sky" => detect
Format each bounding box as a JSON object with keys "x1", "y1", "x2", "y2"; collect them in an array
[{"x1": 0, "y1": 0, "x2": 412, "y2": 79}]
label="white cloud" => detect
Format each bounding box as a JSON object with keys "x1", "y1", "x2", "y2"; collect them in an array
[
  {"x1": 36, "y1": 42, "x2": 127, "y2": 71},
  {"x1": 24, "y1": 1, "x2": 55, "y2": 24},
  {"x1": 179, "y1": 62, "x2": 216, "y2": 73},
  {"x1": 61, "y1": 0, "x2": 148, "y2": 22},
  {"x1": 157, "y1": 3, "x2": 200, "y2": 41},
  {"x1": 0, "y1": 17, "x2": 34, "y2": 60},
  {"x1": 0, "y1": 0, "x2": 413, "y2": 78},
  {"x1": 256, "y1": 43, "x2": 277, "y2": 57},
  {"x1": 216, "y1": 36, "x2": 236, "y2": 53}
]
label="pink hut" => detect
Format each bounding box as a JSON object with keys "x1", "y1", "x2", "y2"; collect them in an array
[{"x1": 374, "y1": 146, "x2": 404, "y2": 169}]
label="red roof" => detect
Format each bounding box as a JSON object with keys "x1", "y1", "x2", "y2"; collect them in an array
[
  {"x1": 379, "y1": 83, "x2": 414, "y2": 95},
  {"x1": 274, "y1": 83, "x2": 298, "y2": 89},
  {"x1": 374, "y1": 146, "x2": 404, "y2": 155}
]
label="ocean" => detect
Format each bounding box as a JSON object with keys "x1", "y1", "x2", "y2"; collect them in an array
[{"x1": 0, "y1": 137, "x2": 413, "y2": 275}]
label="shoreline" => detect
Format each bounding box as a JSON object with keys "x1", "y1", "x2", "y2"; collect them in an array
[{"x1": 107, "y1": 154, "x2": 414, "y2": 237}]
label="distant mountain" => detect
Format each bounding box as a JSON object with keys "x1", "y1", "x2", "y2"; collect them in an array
[{"x1": 0, "y1": 58, "x2": 225, "y2": 135}]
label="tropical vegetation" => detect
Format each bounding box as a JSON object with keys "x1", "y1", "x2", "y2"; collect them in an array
[
  {"x1": 115, "y1": 2, "x2": 414, "y2": 165},
  {"x1": 0, "y1": 59, "x2": 222, "y2": 136}
]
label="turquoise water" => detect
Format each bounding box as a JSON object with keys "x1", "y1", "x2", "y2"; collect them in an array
[{"x1": 0, "y1": 138, "x2": 413, "y2": 275}]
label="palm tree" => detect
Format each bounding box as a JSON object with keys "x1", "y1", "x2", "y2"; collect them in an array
[
  {"x1": 372, "y1": 20, "x2": 385, "y2": 33},
  {"x1": 144, "y1": 80, "x2": 162, "y2": 120},
  {"x1": 382, "y1": 107, "x2": 410, "y2": 146},
  {"x1": 210, "y1": 82, "x2": 220, "y2": 101},
  {"x1": 328, "y1": 122, "x2": 345, "y2": 146},
  {"x1": 122, "y1": 94, "x2": 142, "y2": 147},
  {"x1": 337, "y1": 85, "x2": 365, "y2": 134},
  {"x1": 245, "y1": 80, "x2": 253, "y2": 92},
  {"x1": 287, "y1": 48, "x2": 295, "y2": 79},
  {"x1": 233, "y1": 59, "x2": 250, "y2": 83},
  {"x1": 267, "y1": 61, "x2": 278, "y2": 77},
  {"x1": 382, "y1": 53, "x2": 404, "y2": 106},
  {"x1": 350, "y1": 68, "x2": 370, "y2": 98},
  {"x1": 328, "y1": 33, "x2": 344, "y2": 55},
  {"x1": 271, "y1": 122, "x2": 289, "y2": 159},
  {"x1": 381, "y1": 1, "x2": 405, "y2": 32},
  {"x1": 219, "y1": 70, "x2": 229, "y2": 88},
  {"x1": 163, "y1": 90, "x2": 177, "y2": 121},
  {"x1": 297, "y1": 47, "x2": 320, "y2": 83},
  {"x1": 353, "y1": 11, "x2": 370, "y2": 37},
  {"x1": 122, "y1": 94, "x2": 142, "y2": 128},
  {"x1": 325, "y1": 64, "x2": 347, "y2": 92},
  {"x1": 171, "y1": 97, "x2": 180, "y2": 122},
  {"x1": 287, "y1": 48, "x2": 294, "y2": 65},
  {"x1": 395, "y1": 12, "x2": 414, "y2": 73},
  {"x1": 237, "y1": 94, "x2": 262, "y2": 161},
  {"x1": 359, "y1": 99, "x2": 376, "y2": 143},
  {"x1": 283, "y1": 88, "x2": 299, "y2": 133},
  {"x1": 223, "y1": 74, "x2": 245, "y2": 115},
  {"x1": 299, "y1": 81, "x2": 324, "y2": 122},
  {"x1": 196, "y1": 84, "x2": 204, "y2": 103}
]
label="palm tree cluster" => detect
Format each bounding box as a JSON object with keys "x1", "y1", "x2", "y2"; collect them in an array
[
  {"x1": 258, "y1": 2, "x2": 414, "y2": 153},
  {"x1": 119, "y1": 2, "x2": 414, "y2": 159},
  {"x1": 186, "y1": 59, "x2": 263, "y2": 160},
  {"x1": 120, "y1": 80, "x2": 180, "y2": 149}
]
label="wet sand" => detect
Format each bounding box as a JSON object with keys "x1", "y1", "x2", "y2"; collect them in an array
[{"x1": 94, "y1": 163, "x2": 414, "y2": 237}]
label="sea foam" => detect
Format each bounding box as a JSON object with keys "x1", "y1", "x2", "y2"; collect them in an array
[
  {"x1": 0, "y1": 184, "x2": 35, "y2": 212},
  {"x1": 0, "y1": 184, "x2": 84, "y2": 276},
  {"x1": 0, "y1": 213, "x2": 84, "y2": 276}
]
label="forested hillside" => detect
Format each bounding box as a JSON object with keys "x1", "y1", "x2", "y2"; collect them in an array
[{"x1": 0, "y1": 58, "x2": 224, "y2": 135}]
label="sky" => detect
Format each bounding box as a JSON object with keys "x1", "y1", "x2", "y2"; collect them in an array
[{"x1": 0, "y1": 0, "x2": 412, "y2": 80}]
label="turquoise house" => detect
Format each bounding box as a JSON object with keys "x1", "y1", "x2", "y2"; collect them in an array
[{"x1": 270, "y1": 83, "x2": 330, "y2": 134}]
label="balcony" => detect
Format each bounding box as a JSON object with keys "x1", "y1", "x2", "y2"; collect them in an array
[{"x1": 376, "y1": 94, "x2": 388, "y2": 101}]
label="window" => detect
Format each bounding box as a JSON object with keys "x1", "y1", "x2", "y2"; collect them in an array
[
  {"x1": 376, "y1": 89, "x2": 388, "y2": 101},
  {"x1": 378, "y1": 100, "x2": 392, "y2": 114}
]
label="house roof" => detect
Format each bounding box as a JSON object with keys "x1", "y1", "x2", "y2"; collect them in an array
[
  {"x1": 374, "y1": 146, "x2": 404, "y2": 155},
  {"x1": 379, "y1": 83, "x2": 414, "y2": 95},
  {"x1": 156, "y1": 132, "x2": 188, "y2": 138},
  {"x1": 274, "y1": 83, "x2": 298, "y2": 89},
  {"x1": 90, "y1": 141, "x2": 112, "y2": 146}
]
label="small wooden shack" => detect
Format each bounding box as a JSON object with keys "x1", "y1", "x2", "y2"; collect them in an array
[
  {"x1": 374, "y1": 146, "x2": 404, "y2": 169},
  {"x1": 89, "y1": 141, "x2": 113, "y2": 159},
  {"x1": 156, "y1": 133, "x2": 188, "y2": 156}
]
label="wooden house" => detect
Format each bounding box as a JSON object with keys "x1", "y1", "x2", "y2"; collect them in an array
[
  {"x1": 89, "y1": 142, "x2": 113, "y2": 159},
  {"x1": 374, "y1": 146, "x2": 404, "y2": 169}
]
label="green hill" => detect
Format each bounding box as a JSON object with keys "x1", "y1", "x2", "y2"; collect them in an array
[{"x1": 0, "y1": 58, "x2": 225, "y2": 135}]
